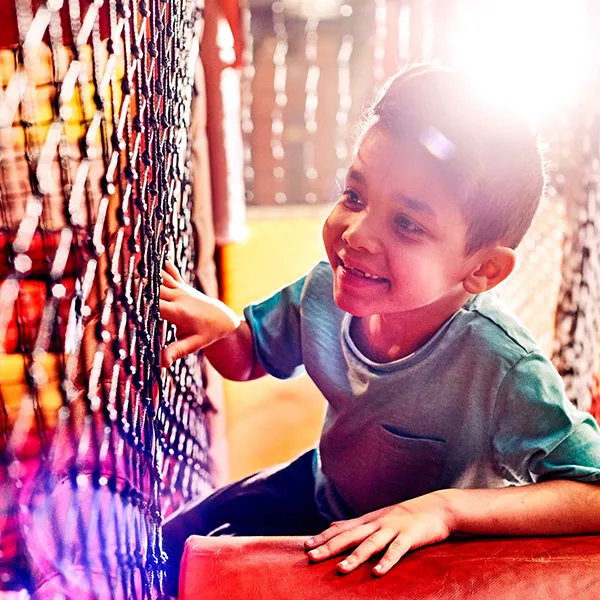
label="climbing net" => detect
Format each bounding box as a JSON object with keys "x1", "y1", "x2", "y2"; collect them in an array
[{"x1": 0, "y1": 0, "x2": 213, "y2": 597}]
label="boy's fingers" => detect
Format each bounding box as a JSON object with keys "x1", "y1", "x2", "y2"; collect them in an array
[
  {"x1": 158, "y1": 299, "x2": 175, "y2": 320},
  {"x1": 164, "y1": 260, "x2": 183, "y2": 282},
  {"x1": 307, "y1": 522, "x2": 378, "y2": 562},
  {"x1": 159, "y1": 299, "x2": 186, "y2": 325},
  {"x1": 161, "y1": 269, "x2": 178, "y2": 288},
  {"x1": 305, "y1": 519, "x2": 358, "y2": 550},
  {"x1": 162, "y1": 336, "x2": 203, "y2": 368},
  {"x1": 337, "y1": 529, "x2": 397, "y2": 574},
  {"x1": 372, "y1": 535, "x2": 411, "y2": 576},
  {"x1": 159, "y1": 285, "x2": 177, "y2": 302}
]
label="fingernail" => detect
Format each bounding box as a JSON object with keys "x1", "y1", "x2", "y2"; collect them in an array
[
  {"x1": 373, "y1": 564, "x2": 384, "y2": 574},
  {"x1": 338, "y1": 557, "x2": 354, "y2": 570},
  {"x1": 305, "y1": 538, "x2": 315, "y2": 547},
  {"x1": 308, "y1": 549, "x2": 322, "y2": 559}
]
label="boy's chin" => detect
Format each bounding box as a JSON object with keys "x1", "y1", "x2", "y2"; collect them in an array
[{"x1": 332, "y1": 293, "x2": 372, "y2": 317}]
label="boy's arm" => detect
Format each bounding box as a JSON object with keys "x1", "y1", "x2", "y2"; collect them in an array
[
  {"x1": 439, "y1": 479, "x2": 600, "y2": 536},
  {"x1": 305, "y1": 480, "x2": 600, "y2": 575},
  {"x1": 159, "y1": 261, "x2": 266, "y2": 381},
  {"x1": 203, "y1": 319, "x2": 266, "y2": 381}
]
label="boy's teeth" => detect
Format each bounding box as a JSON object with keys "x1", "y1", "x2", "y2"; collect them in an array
[{"x1": 349, "y1": 266, "x2": 379, "y2": 280}]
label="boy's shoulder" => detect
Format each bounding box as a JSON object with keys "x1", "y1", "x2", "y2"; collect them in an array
[
  {"x1": 457, "y1": 292, "x2": 542, "y2": 362},
  {"x1": 300, "y1": 260, "x2": 335, "y2": 299},
  {"x1": 307, "y1": 259, "x2": 334, "y2": 282}
]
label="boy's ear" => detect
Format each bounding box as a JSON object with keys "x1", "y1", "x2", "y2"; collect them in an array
[{"x1": 463, "y1": 247, "x2": 516, "y2": 294}]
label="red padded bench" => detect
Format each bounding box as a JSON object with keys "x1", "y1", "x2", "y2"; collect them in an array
[{"x1": 179, "y1": 534, "x2": 600, "y2": 599}]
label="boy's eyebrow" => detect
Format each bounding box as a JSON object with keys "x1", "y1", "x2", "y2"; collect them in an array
[
  {"x1": 346, "y1": 167, "x2": 365, "y2": 184},
  {"x1": 394, "y1": 194, "x2": 436, "y2": 218}
]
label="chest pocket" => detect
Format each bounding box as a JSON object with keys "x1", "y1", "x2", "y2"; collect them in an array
[{"x1": 375, "y1": 424, "x2": 447, "y2": 509}]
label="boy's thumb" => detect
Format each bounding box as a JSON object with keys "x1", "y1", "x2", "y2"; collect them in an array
[{"x1": 162, "y1": 337, "x2": 200, "y2": 368}]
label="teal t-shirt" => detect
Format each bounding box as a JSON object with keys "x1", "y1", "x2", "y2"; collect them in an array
[{"x1": 244, "y1": 261, "x2": 600, "y2": 521}]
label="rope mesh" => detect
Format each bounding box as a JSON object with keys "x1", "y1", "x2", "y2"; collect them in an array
[{"x1": 0, "y1": 0, "x2": 213, "y2": 596}]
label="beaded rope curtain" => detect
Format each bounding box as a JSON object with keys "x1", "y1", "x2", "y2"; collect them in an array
[
  {"x1": 551, "y1": 77, "x2": 600, "y2": 413},
  {"x1": 241, "y1": 0, "x2": 600, "y2": 412},
  {"x1": 0, "y1": 0, "x2": 213, "y2": 597}
]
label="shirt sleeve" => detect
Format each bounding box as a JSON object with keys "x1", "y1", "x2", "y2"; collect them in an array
[
  {"x1": 243, "y1": 274, "x2": 308, "y2": 380},
  {"x1": 492, "y1": 352, "x2": 600, "y2": 484}
]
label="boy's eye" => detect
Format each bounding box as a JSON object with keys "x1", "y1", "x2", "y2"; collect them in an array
[
  {"x1": 395, "y1": 215, "x2": 424, "y2": 236},
  {"x1": 341, "y1": 189, "x2": 362, "y2": 208}
]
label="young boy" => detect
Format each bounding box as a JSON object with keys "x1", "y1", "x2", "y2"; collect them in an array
[{"x1": 159, "y1": 65, "x2": 600, "y2": 593}]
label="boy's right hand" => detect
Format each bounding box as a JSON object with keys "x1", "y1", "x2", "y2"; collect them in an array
[{"x1": 159, "y1": 261, "x2": 241, "y2": 368}]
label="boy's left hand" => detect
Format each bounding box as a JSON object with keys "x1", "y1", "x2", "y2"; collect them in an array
[{"x1": 304, "y1": 492, "x2": 454, "y2": 576}]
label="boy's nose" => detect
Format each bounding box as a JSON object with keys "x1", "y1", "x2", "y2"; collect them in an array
[{"x1": 341, "y1": 216, "x2": 382, "y2": 253}]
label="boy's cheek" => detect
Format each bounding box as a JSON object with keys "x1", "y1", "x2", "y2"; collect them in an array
[{"x1": 321, "y1": 220, "x2": 335, "y2": 251}]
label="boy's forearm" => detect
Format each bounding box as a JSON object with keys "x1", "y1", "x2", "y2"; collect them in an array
[
  {"x1": 441, "y1": 480, "x2": 600, "y2": 536},
  {"x1": 204, "y1": 319, "x2": 266, "y2": 381}
]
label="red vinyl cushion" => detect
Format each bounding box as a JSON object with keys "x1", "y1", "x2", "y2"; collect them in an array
[{"x1": 180, "y1": 534, "x2": 600, "y2": 600}]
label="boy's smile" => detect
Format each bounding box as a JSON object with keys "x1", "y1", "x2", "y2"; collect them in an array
[
  {"x1": 338, "y1": 257, "x2": 389, "y2": 286},
  {"x1": 322, "y1": 125, "x2": 483, "y2": 359}
]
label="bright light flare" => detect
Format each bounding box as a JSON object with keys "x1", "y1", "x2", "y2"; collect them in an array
[{"x1": 449, "y1": 0, "x2": 592, "y2": 120}]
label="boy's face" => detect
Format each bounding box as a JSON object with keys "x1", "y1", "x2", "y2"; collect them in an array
[{"x1": 323, "y1": 126, "x2": 480, "y2": 319}]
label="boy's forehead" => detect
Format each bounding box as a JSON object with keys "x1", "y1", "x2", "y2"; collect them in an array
[
  {"x1": 349, "y1": 128, "x2": 442, "y2": 197},
  {"x1": 347, "y1": 126, "x2": 470, "y2": 228}
]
